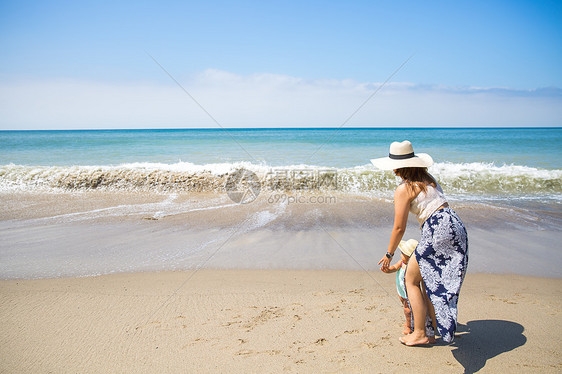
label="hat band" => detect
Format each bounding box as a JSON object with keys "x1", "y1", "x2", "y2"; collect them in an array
[{"x1": 389, "y1": 152, "x2": 415, "y2": 160}]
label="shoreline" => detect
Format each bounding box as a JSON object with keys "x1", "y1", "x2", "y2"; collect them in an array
[
  {"x1": 1, "y1": 269, "x2": 561, "y2": 373},
  {"x1": 1, "y1": 222, "x2": 560, "y2": 279},
  {"x1": 1, "y1": 190, "x2": 561, "y2": 279}
]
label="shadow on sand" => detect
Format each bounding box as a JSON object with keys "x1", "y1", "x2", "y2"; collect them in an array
[{"x1": 451, "y1": 320, "x2": 526, "y2": 373}]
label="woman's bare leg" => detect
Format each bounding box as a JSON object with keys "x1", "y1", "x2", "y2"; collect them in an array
[
  {"x1": 421, "y1": 283, "x2": 437, "y2": 328},
  {"x1": 421, "y1": 282, "x2": 437, "y2": 343},
  {"x1": 400, "y1": 255, "x2": 430, "y2": 345}
]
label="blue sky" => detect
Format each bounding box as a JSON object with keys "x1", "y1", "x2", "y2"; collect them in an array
[{"x1": 1, "y1": 0, "x2": 561, "y2": 129}]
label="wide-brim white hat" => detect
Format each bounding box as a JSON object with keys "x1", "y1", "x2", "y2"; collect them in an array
[
  {"x1": 370, "y1": 140, "x2": 433, "y2": 170},
  {"x1": 398, "y1": 239, "x2": 418, "y2": 257}
]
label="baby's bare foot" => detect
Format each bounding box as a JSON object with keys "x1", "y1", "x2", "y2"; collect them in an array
[{"x1": 402, "y1": 327, "x2": 411, "y2": 335}]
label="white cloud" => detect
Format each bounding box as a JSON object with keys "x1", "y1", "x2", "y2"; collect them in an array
[{"x1": 1, "y1": 70, "x2": 561, "y2": 129}]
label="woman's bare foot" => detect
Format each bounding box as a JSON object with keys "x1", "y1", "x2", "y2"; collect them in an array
[{"x1": 399, "y1": 332, "x2": 430, "y2": 346}]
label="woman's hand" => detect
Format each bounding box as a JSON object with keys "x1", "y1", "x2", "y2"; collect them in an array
[{"x1": 378, "y1": 255, "x2": 391, "y2": 272}]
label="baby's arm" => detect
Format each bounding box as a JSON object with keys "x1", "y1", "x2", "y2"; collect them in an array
[{"x1": 382, "y1": 260, "x2": 403, "y2": 273}]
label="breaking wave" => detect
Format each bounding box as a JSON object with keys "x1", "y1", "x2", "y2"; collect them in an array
[{"x1": 1, "y1": 161, "x2": 561, "y2": 197}]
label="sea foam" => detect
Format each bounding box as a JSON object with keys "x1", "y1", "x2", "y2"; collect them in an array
[{"x1": 0, "y1": 162, "x2": 560, "y2": 197}]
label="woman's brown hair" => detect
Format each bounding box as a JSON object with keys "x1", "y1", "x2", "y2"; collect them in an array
[{"x1": 394, "y1": 167, "x2": 436, "y2": 193}]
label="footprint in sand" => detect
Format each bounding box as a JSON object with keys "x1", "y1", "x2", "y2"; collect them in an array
[
  {"x1": 361, "y1": 342, "x2": 378, "y2": 349},
  {"x1": 235, "y1": 349, "x2": 254, "y2": 356},
  {"x1": 134, "y1": 320, "x2": 161, "y2": 330},
  {"x1": 235, "y1": 349, "x2": 281, "y2": 357},
  {"x1": 314, "y1": 338, "x2": 327, "y2": 345},
  {"x1": 348, "y1": 288, "x2": 365, "y2": 294},
  {"x1": 222, "y1": 320, "x2": 242, "y2": 327},
  {"x1": 324, "y1": 306, "x2": 341, "y2": 312},
  {"x1": 242, "y1": 306, "x2": 284, "y2": 330}
]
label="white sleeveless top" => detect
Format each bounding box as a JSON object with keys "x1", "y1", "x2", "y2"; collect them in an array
[{"x1": 409, "y1": 182, "x2": 447, "y2": 226}]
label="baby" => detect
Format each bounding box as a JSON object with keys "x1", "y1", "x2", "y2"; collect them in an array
[{"x1": 382, "y1": 239, "x2": 418, "y2": 335}]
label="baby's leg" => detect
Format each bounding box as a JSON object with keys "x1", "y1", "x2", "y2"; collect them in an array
[{"x1": 400, "y1": 297, "x2": 412, "y2": 334}]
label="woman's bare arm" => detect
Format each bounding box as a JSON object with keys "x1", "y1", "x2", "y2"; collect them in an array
[{"x1": 378, "y1": 183, "x2": 415, "y2": 270}]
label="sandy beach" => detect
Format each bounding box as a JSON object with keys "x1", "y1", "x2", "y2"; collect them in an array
[
  {"x1": 1, "y1": 190, "x2": 561, "y2": 372},
  {"x1": 1, "y1": 270, "x2": 561, "y2": 373}
]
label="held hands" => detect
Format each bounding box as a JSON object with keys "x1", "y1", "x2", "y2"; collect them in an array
[{"x1": 378, "y1": 255, "x2": 392, "y2": 272}]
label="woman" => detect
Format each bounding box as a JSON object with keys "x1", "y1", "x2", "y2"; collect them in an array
[{"x1": 372, "y1": 140, "x2": 468, "y2": 346}]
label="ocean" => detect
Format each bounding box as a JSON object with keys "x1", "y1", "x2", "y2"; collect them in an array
[
  {"x1": 1, "y1": 127, "x2": 561, "y2": 199},
  {"x1": 1, "y1": 127, "x2": 561, "y2": 279}
]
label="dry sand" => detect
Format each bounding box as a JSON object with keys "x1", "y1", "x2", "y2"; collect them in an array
[{"x1": 1, "y1": 270, "x2": 561, "y2": 373}]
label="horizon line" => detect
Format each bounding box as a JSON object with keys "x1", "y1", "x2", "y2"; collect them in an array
[{"x1": 1, "y1": 125, "x2": 561, "y2": 132}]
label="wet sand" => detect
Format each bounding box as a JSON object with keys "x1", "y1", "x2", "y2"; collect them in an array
[{"x1": 1, "y1": 191, "x2": 560, "y2": 278}]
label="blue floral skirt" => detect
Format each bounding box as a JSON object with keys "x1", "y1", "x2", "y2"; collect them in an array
[{"x1": 415, "y1": 207, "x2": 469, "y2": 343}]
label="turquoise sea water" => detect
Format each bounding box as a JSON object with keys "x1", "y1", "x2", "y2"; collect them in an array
[
  {"x1": 1, "y1": 127, "x2": 561, "y2": 168},
  {"x1": 1, "y1": 127, "x2": 561, "y2": 200}
]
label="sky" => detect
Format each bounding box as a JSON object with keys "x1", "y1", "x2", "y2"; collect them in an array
[{"x1": 0, "y1": 0, "x2": 561, "y2": 129}]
